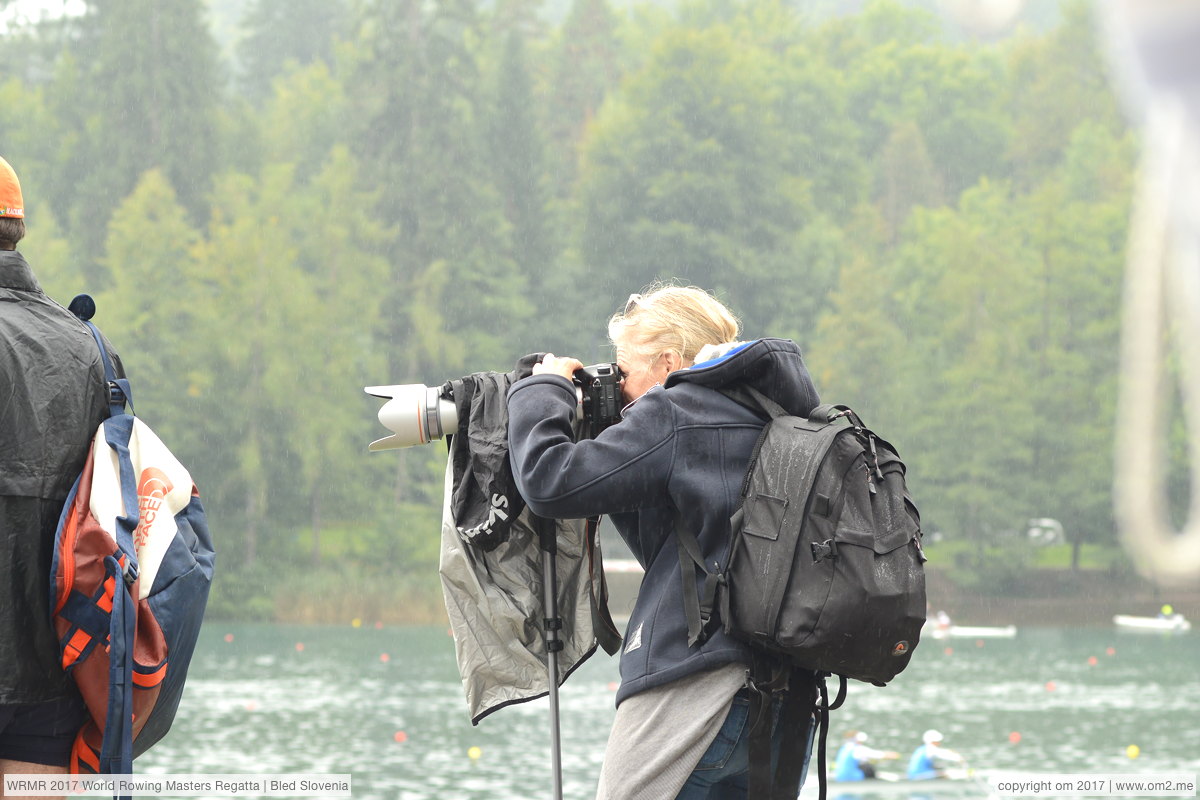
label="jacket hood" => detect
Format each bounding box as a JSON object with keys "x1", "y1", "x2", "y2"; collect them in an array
[{"x1": 666, "y1": 338, "x2": 819, "y2": 418}]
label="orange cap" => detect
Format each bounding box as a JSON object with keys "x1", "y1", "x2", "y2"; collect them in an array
[{"x1": 0, "y1": 156, "x2": 25, "y2": 218}]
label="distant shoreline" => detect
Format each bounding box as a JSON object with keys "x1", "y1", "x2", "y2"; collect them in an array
[
  {"x1": 925, "y1": 567, "x2": 1200, "y2": 627},
  {"x1": 247, "y1": 562, "x2": 1200, "y2": 627},
  {"x1": 603, "y1": 562, "x2": 1200, "y2": 631}
]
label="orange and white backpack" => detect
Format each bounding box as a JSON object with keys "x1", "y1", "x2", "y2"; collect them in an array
[{"x1": 49, "y1": 295, "x2": 215, "y2": 776}]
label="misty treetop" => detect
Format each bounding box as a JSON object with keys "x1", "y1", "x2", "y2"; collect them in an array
[{"x1": 0, "y1": 0, "x2": 1141, "y2": 609}]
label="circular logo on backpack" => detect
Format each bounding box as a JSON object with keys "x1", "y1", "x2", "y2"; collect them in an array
[
  {"x1": 891, "y1": 640, "x2": 910, "y2": 656},
  {"x1": 135, "y1": 467, "x2": 175, "y2": 549}
]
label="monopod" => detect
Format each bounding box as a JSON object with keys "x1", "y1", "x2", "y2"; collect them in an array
[{"x1": 535, "y1": 514, "x2": 565, "y2": 800}]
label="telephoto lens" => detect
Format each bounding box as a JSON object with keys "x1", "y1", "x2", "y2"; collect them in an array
[
  {"x1": 364, "y1": 384, "x2": 459, "y2": 450},
  {"x1": 366, "y1": 362, "x2": 623, "y2": 451}
]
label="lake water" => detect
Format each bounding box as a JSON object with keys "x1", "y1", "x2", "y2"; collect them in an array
[{"x1": 137, "y1": 623, "x2": 1200, "y2": 800}]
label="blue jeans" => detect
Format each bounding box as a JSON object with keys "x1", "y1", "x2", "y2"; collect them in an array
[{"x1": 675, "y1": 691, "x2": 815, "y2": 800}]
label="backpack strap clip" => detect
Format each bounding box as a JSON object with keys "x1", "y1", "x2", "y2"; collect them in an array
[
  {"x1": 812, "y1": 403, "x2": 865, "y2": 427},
  {"x1": 744, "y1": 653, "x2": 790, "y2": 698},
  {"x1": 811, "y1": 538, "x2": 838, "y2": 562},
  {"x1": 108, "y1": 380, "x2": 128, "y2": 410},
  {"x1": 120, "y1": 557, "x2": 139, "y2": 587}
]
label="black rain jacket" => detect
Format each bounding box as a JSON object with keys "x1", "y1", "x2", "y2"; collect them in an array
[{"x1": 1, "y1": 250, "x2": 120, "y2": 703}]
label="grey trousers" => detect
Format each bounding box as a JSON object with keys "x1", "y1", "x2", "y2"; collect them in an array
[{"x1": 595, "y1": 663, "x2": 747, "y2": 800}]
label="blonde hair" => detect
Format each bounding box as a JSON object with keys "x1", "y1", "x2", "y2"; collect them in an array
[{"x1": 608, "y1": 283, "x2": 741, "y2": 365}]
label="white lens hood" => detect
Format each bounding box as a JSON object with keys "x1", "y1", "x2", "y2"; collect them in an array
[{"x1": 364, "y1": 384, "x2": 459, "y2": 450}]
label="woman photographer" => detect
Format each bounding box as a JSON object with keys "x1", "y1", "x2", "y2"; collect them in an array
[{"x1": 506, "y1": 284, "x2": 821, "y2": 799}]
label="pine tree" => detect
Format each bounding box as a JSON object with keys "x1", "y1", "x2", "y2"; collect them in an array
[
  {"x1": 341, "y1": 0, "x2": 531, "y2": 383},
  {"x1": 546, "y1": 0, "x2": 621, "y2": 197},
  {"x1": 66, "y1": 0, "x2": 222, "y2": 279},
  {"x1": 236, "y1": 0, "x2": 350, "y2": 101},
  {"x1": 488, "y1": 30, "x2": 555, "y2": 280}
]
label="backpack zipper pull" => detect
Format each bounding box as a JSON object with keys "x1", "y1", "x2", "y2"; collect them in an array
[
  {"x1": 863, "y1": 461, "x2": 877, "y2": 495},
  {"x1": 868, "y1": 434, "x2": 884, "y2": 480}
]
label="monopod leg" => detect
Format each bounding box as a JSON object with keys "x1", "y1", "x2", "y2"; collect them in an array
[{"x1": 537, "y1": 515, "x2": 565, "y2": 800}]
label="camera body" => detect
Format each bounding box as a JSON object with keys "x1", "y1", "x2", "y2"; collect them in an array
[
  {"x1": 574, "y1": 362, "x2": 623, "y2": 441},
  {"x1": 366, "y1": 361, "x2": 624, "y2": 451}
]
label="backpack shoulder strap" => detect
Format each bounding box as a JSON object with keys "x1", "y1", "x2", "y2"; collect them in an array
[
  {"x1": 71, "y1": 294, "x2": 132, "y2": 418},
  {"x1": 69, "y1": 295, "x2": 140, "y2": 779},
  {"x1": 677, "y1": 384, "x2": 789, "y2": 647},
  {"x1": 675, "y1": 519, "x2": 723, "y2": 647},
  {"x1": 675, "y1": 399, "x2": 780, "y2": 648},
  {"x1": 719, "y1": 384, "x2": 787, "y2": 420}
]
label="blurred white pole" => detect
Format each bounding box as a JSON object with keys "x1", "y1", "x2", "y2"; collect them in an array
[
  {"x1": 1113, "y1": 103, "x2": 1200, "y2": 583},
  {"x1": 1108, "y1": 1, "x2": 1200, "y2": 583}
]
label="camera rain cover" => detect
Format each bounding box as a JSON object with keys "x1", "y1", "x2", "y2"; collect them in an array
[
  {"x1": 438, "y1": 354, "x2": 623, "y2": 723},
  {"x1": 444, "y1": 354, "x2": 542, "y2": 551}
]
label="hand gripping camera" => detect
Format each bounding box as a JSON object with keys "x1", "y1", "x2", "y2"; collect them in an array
[{"x1": 366, "y1": 363, "x2": 624, "y2": 451}]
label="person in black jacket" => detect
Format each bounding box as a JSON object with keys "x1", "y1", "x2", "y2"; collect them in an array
[
  {"x1": 0, "y1": 156, "x2": 119, "y2": 787},
  {"x1": 507, "y1": 284, "x2": 821, "y2": 800}
]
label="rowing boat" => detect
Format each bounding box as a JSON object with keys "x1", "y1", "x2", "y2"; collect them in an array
[
  {"x1": 926, "y1": 624, "x2": 1017, "y2": 640},
  {"x1": 802, "y1": 768, "x2": 988, "y2": 798},
  {"x1": 1113, "y1": 614, "x2": 1191, "y2": 632}
]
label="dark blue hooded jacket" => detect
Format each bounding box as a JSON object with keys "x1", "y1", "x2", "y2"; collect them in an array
[{"x1": 506, "y1": 338, "x2": 819, "y2": 704}]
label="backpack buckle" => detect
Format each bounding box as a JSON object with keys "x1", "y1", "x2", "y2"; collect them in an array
[
  {"x1": 108, "y1": 381, "x2": 127, "y2": 408},
  {"x1": 811, "y1": 539, "x2": 838, "y2": 562},
  {"x1": 120, "y1": 556, "x2": 139, "y2": 586},
  {"x1": 745, "y1": 655, "x2": 791, "y2": 698}
]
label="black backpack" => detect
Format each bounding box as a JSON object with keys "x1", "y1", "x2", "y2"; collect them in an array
[{"x1": 676, "y1": 386, "x2": 927, "y2": 799}]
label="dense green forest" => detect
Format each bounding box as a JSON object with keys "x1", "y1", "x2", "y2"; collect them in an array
[{"x1": 1, "y1": 0, "x2": 1149, "y2": 618}]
